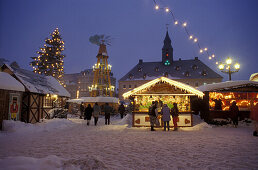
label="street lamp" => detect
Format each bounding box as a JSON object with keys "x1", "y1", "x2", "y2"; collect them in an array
[{"x1": 218, "y1": 57, "x2": 240, "y2": 81}]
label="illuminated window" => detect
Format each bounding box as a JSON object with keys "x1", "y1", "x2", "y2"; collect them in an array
[
  {"x1": 129, "y1": 74, "x2": 133, "y2": 79},
  {"x1": 184, "y1": 71, "x2": 190, "y2": 77},
  {"x1": 155, "y1": 67, "x2": 159, "y2": 72},
  {"x1": 201, "y1": 70, "x2": 207, "y2": 76},
  {"x1": 138, "y1": 67, "x2": 142, "y2": 72},
  {"x1": 192, "y1": 65, "x2": 198, "y2": 70},
  {"x1": 123, "y1": 85, "x2": 126, "y2": 89}
]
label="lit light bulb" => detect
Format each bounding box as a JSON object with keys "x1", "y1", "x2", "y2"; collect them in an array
[
  {"x1": 182, "y1": 22, "x2": 187, "y2": 27},
  {"x1": 209, "y1": 56, "x2": 212, "y2": 60},
  {"x1": 165, "y1": 8, "x2": 169, "y2": 12},
  {"x1": 194, "y1": 38, "x2": 198, "y2": 43},
  {"x1": 200, "y1": 49, "x2": 203, "y2": 53},
  {"x1": 204, "y1": 48, "x2": 208, "y2": 51},
  {"x1": 216, "y1": 62, "x2": 219, "y2": 65},
  {"x1": 219, "y1": 64, "x2": 224, "y2": 70},
  {"x1": 212, "y1": 54, "x2": 215, "y2": 58},
  {"x1": 189, "y1": 35, "x2": 193, "y2": 39},
  {"x1": 174, "y1": 21, "x2": 178, "y2": 25},
  {"x1": 155, "y1": 5, "x2": 159, "y2": 10},
  {"x1": 234, "y1": 63, "x2": 240, "y2": 69},
  {"x1": 226, "y1": 58, "x2": 232, "y2": 65}
]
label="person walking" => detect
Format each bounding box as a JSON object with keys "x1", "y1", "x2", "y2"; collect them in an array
[
  {"x1": 251, "y1": 103, "x2": 258, "y2": 136},
  {"x1": 93, "y1": 103, "x2": 101, "y2": 126},
  {"x1": 230, "y1": 101, "x2": 239, "y2": 128},
  {"x1": 84, "y1": 104, "x2": 93, "y2": 126},
  {"x1": 161, "y1": 104, "x2": 171, "y2": 131},
  {"x1": 118, "y1": 103, "x2": 126, "y2": 119},
  {"x1": 149, "y1": 101, "x2": 158, "y2": 131},
  {"x1": 171, "y1": 103, "x2": 179, "y2": 131},
  {"x1": 80, "y1": 102, "x2": 84, "y2": 119},
  {"x1": 104, "y1": 103, "x2": 112, "y2": 125}
]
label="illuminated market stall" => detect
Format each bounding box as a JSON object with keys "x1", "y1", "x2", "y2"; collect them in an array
[
  {"x1": 198, "y1": 81, "x2": 258, "y2": 120},
  {"x1": 123, "y1": 77, "x2": 204, "y2": 127}
]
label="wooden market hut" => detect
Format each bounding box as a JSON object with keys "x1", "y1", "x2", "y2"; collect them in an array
[
  {"x1": 198, "y1": 80, "x2": 258, "y2": 121},
  {"x1": 1, "y1": 64, "x2": 70, "y2": 124},
  {"x1": 0, "y1": 72, "x2": 25, "y2": 130},
  {"x1": 122, "y1": 77, "x2": 204, "y2": 127}
]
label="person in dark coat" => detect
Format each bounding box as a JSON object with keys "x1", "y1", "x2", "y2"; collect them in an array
[
  {"x1": 84, "y1": 104, "x2": 93, "y2": 126},
  {"x1": 161, "y1": 104, "x2": 171, "y2": 131},
  {"x1": 230, "y1": 101, "x2": 239, "y2": 128},
  {"x1": 118, "y1": 103, "x2": 126, "y2": 119},
  {"x1": 80, "y1": 103, "x2": 84, "y2": 119},
  {"x1": 104, "y1": 103, "x2": 112, "y2": 125},
  {"x1": 171, "y1": 103, "x2": 179, "y2": 131}
]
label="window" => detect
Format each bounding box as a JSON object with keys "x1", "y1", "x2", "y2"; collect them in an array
[
  {"x1": 184, "y1": 71, "x2": 190, "y2": 77},
  {"x1": 129, "y1": 74, "x2": 133, "y2": 79},
  {"x1": 134, "y1": 85, "x2": 137, "y2": 88},
  {"x1": 123, "y1": 85, "x2": 126, "y2": 89},
  {"x1": 138, "y1": 67, "x2": 142, "y2": 72},
  {"x1": 155, "y1": 67, "x2": 159, "y2": 72},
  {"x1": 129, "y1": 85, "x2": 132, "y2": 89},
  {"x1": 164, "y1": 72, "x2": 168, "y2": 77},
  {"x1": 175, "y1": 66, "x2": 181, "y2": 71},
  {"x1": 143, "y1": 74, "x2": 147, "y2": 79},
  {"x1": 201, "y1": 70, "x2": 207, "y2": 76},
  {"x1": 192, "y1": 65, "x2": 198, "y2": 70},
  {"x1": 195, "y1": 82, "x2": 199, "y2": 87}
]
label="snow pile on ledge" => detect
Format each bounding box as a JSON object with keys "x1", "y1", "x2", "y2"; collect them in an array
[
  {"x1": 0, "y1": 155, "x2": 107, "y2": 170},
  {"x1": 2, "y1": 119, "x2": 75, "y2": 134}
]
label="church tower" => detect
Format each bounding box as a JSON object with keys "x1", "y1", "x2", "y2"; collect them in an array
[{"x1": 162, "y1": 31, "x2": 173, "y2": 66}]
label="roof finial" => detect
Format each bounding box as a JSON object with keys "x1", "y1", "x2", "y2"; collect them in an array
[{"x1": 166, "y1": 24, "x2": 169, "y2": 32}]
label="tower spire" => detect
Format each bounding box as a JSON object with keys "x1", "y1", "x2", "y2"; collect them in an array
[{"x1": 162, "y1": 29, "x2": 173, "y2": 65}]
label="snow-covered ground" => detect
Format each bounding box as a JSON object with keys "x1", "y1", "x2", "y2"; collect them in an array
[{"x1": 0, "y1": 114, "x2": 257, "y2": 170}]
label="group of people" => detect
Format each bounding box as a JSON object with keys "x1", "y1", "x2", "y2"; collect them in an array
[
  {"x1": 148, "y1": 101, "x2": 179, "y2": 131},
  {"x1": 80, "y1": 103, "x2": 113, "y2": 126}
]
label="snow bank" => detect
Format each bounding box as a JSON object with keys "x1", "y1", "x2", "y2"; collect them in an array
[
  {"x1": 2, "y1": 119, "x2": 75, "y2": 134},
  {"x1": 180, "y1": 114, "x2": 212, "y2": 131},
  {"x1": 0, "y1": 155, "x2": 107, "y2": 170},
  {"x1": 112, "y1": 114, "x2": 132, "y2": 127}
]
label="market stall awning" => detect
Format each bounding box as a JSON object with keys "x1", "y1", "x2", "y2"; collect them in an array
[
  {"x1": 66, "y1": 97, "x2": 119, "y2": 104},
  {"x1": 198, "y1": 80, "x2": 258, "y2": 92},
  {"x1": 123, "y1": 77, "x2": 204, "y2": 98}
]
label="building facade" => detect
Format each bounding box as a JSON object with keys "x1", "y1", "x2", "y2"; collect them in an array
[
  {"x1": 118, "y1": 31, "x2": 223, "y2": 100},
  {"x1": 64, "y1": 69, "x2": 116, "y2": 99}
]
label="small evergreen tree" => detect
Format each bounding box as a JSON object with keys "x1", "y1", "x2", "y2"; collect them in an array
[{"x1": 30, "y1": 28, "x2": 65, "y2": 85}]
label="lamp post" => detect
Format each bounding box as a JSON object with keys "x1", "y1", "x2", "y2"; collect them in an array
[{"x1": 218, "y1": 57, "x2": 240, "y2": 81}]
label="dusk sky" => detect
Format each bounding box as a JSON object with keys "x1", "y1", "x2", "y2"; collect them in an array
[{"x1": 0, "y1": 0, "x2": 258, "y2": 82}]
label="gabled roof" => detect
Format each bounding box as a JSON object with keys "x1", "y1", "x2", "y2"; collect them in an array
[
  {"x1": 123, "y1": 77, "x2": 204, "y2": 98},
  {"x1": 119, "y1": 58, "x2": 222, "y2": 81},
  {"x1": 2, "y1": 64, "x2": 70, "y2": 97},
  {"x1": 0, "y1": 72, "x2": 25, "y2": 92},
  {"x1": 198, "y1": 80, "x2": 258, "y2": 92}
]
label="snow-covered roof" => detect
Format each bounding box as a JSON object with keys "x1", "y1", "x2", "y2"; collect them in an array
[
  {"x1": 67, "y1": 97, "x2": 119, "y2": 104},
  {"x1": 123, "y1": 76, "x2": 204, "y2": 98},
  {"x1": 198, "y1": 80, "x2": 258, "y2": 92},
  {"x1": 2, "y1": 64, "x2": 70, "y2": 97},
  {"x1": 0, "y1": 72, "x2": 25, "y2": 92},
  {"x1": 250, "y1": 73, "x2": 258, "y2": 82}
]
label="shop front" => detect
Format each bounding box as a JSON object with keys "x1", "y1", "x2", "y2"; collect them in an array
[{"x1": 123, "y1": 77, "x2": 204, "y2": 127}]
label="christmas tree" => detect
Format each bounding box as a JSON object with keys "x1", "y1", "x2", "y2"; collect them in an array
[{"x1": 30, "y1": 28, "x2": 65, "y2": 85}]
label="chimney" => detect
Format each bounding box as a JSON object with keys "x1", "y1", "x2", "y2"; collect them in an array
[{"x1": 139, "y1": 59, "x2": 143, "y2": 65}]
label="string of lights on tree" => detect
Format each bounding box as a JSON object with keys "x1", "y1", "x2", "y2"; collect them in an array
[
  {"x1": 30, "y1": 28, "x2": 65, "y2": 86},
  {"x1": 153, "y1": 0, "x2": 219, "y2": 65}
]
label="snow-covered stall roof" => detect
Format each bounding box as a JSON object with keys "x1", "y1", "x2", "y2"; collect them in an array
[
  {"x1": 198, "y1": 80, "x2": 258, "y2": 92},
  {"x1": 2, "y1": 64, "x2": 70, "y2": 97},
  {"x1": 67, "y1": 97, "x2": 119, "y2": 104},
  {"x1": 123, "y1": 76, "x2": 204, "y2": 98},
  {"x1": 0, "y1": 72, "x2": 25, "y2": 92},
  {"x1": 250, "y1": 73, "x2": 258, "y2": 82}
]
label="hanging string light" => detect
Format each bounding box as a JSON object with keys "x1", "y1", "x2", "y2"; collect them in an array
[{"x1": 153, "y1": 0, "x2": 219, "y2": 64}]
